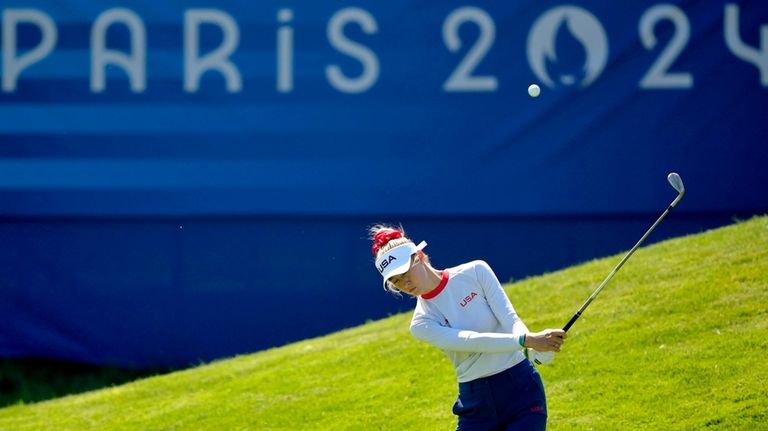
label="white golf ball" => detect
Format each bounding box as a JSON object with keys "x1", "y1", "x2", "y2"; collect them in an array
[{"x1": 528, "y1": 84, "x2": 541, "y2": 97}]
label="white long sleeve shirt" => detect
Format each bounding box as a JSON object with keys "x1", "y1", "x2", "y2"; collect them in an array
[{"x1": 409, "y1": 260, "x2": 529, "y2": 383}]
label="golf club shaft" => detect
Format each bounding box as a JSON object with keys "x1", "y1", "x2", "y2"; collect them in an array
[{"x1": 562, "y1": 196, "x2": 682, "y2": 332}]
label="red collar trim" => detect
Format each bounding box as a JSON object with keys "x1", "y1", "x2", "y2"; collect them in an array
[{"x1": 421, "y1": 270, "x2": 449, "y2": 300}]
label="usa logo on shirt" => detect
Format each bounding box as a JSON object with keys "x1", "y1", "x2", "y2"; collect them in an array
[{"x1": 460, "y1": 292, "x2": 478, "y2": 308}]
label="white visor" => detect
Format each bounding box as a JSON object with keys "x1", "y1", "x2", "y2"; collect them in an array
[{"x1": 375, "y1": 240, "x2": 427, "y2": 289}]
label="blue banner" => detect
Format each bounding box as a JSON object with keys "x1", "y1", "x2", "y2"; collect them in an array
[{"x1": 0, "y1": 1, "x2": 766, "y2": 367}]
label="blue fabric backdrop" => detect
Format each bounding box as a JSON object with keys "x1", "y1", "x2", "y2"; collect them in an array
[{"x1": 0, "y1": 0, "x2": 766, "y2": 367}]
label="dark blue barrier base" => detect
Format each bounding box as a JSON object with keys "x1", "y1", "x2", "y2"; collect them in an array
[{"x1": 0, "y1": 213, "x2": 746, "y2": 368}]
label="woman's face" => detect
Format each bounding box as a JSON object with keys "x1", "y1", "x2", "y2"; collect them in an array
[{"x1": 389, "y1": 252, "x2": 430, "y2": 296}]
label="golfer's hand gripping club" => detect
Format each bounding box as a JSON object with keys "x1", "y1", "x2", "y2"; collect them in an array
[{"x1": 523, "y1": 329, "x2": 566, "y2": 365}]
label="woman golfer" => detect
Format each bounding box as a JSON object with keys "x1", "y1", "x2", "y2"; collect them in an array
[{"x1": 370, "y1": 225, "x2": 566, "y2": 431}]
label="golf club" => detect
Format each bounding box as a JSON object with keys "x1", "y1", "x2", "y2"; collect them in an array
[{"x1": 562, "y1": 172, "x2": 686, "y2": 332}]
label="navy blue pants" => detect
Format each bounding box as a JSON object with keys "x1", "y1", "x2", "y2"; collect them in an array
[{"x1": 453, "y1": 359, "x2": 547, "y2": 431}]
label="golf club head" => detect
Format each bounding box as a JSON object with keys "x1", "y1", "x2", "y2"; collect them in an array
[
  {"x1": 667, "y1": 172, "x2": 685, "y2": 194},
  {"x1": 667, "y1": 172, "x2": 685, "y2": 207}
]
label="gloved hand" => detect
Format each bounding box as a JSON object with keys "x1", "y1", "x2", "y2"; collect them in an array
[{"x1": 525, "y1": 348, "x2": 555, "y2": 365}]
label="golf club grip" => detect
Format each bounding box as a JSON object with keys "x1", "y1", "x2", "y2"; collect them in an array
[{"x1": 563, "y1": 311, "x2": 581, "y2": 332}]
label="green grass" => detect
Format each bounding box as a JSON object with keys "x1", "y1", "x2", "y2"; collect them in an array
[
  {"x1": 0, "y1": 359, "x2": 170, "y2": 408},
  {"x1": 1, "y1": 216, "x2": 766, "y2": 430}
]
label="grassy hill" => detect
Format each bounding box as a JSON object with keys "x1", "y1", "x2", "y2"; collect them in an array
[{"x1": 0, "y1": 216, "x2": 766, "y2": 430}]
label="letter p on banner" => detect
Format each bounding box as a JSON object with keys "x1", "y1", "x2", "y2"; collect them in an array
[{"x1": 2, "y1": 9, "x2": 58, "y2": 92}]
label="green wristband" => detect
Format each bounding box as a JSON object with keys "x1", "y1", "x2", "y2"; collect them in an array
[{"x1": 518, "y1": 334, "x2": 526, "y2": 347}]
